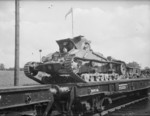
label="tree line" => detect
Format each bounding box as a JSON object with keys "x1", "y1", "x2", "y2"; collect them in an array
[{"x1": 0, "y1": 63, "x2": 23, "y2": 71}]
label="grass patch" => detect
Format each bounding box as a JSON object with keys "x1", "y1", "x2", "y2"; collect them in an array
[{"x1": 0, "y1": 71, "x2": 38, "y2": 87}]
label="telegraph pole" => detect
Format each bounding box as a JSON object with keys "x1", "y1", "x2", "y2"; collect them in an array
[{"x1": 14, "y1": 0, "x2": 20, "y2": 86}]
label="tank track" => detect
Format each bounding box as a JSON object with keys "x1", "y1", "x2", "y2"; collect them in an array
[
  {"x1": 24, "y1": 62, "x2": 44, "y2": 84},
  {"x1": 24, "y1": 56, "x2": 126, "y2": 84},
  {"x1": 64, "y1": 55, "x2": 111, "y2": 83},
  {"x1": 64, "y1": 55, "x2": 86, "y2": 83},
  {"x1": 24, "y1": 62, "x2": 35, "y2": 77},
  {"x1": 64, "y1": 55, "x2": 127, "y2": 83}
]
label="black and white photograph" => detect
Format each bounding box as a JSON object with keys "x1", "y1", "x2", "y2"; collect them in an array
[{"x1": 0, "y1": 0, "x2": 150, "y2": 116}]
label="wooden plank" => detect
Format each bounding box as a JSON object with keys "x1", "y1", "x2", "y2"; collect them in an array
[{"x1": 0, "y1": 84, "x2": 51, "y2": 93}]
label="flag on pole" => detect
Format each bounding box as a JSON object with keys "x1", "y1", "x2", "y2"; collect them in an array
[
  {"x1": 65, "y1": 7, "x2": 74, "y2": 37},
  {"x1": 65, "y1": 7, "x2": 73, "y2": 19}
]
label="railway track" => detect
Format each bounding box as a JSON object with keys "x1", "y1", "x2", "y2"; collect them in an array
[
  {"x1": 90, "y1": 95, "x2": 150, "y2": 116},
  {"x1": 102, "y1": 96, "x2": 149, "y2": 116}
]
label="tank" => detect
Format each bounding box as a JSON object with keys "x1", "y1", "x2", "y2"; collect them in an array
[
  {"x1": 126, "y1": 66, "x2": 141, "y2": 79},
  {"x1": 24, "y1": 35, "x2": 127, "y2": 84}
]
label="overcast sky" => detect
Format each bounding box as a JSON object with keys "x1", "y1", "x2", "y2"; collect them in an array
[{"x1": 0, "y1": 0, "x2": 150, "y2": 68}]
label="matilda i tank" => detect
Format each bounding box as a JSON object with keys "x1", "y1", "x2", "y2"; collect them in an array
[{"x1": 24, "y1": 35, "x2": 126, "y2": 84}]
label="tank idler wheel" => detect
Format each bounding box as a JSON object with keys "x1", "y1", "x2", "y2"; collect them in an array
[{"x1": 24, "y1": 62, "x2": 38, "y2": 78}]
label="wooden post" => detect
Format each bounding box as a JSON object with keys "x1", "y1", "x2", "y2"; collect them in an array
[{"x1": 14, "y1": 0, "x2": 20, "y2": 86}]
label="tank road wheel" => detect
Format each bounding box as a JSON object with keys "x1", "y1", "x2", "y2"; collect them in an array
[{"x1": 24, "y1": 62, "x2": 38, "y2": 78}]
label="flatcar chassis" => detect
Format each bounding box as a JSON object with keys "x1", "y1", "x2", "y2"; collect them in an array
[{"x1": 0, "y1": 78, "x2": 150, "y2": 116}]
